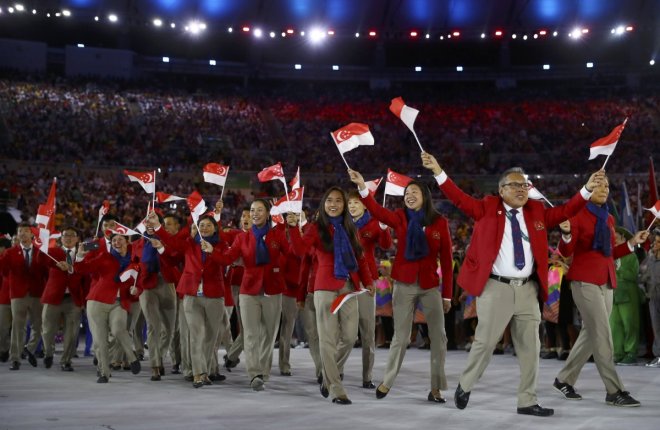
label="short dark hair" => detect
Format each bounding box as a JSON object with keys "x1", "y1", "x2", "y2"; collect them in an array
[
  {"x1": 60, "y1": 225, "x2": 80, "y2": 237},
  {"x1": 101, "y1": 214, "x2": 118, "y2": 223},
  {"x1": 0, "y1": 238, "x2": 12, "y2": 249},
  {"x1": 17, "y1": 221, "x2": 32, "y2": 229}
]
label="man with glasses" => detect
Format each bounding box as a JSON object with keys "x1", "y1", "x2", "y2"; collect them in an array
[
  {"x1": 421, "y1": 152, "x2": 604, "y2": 416},
  {"x1": 41, "y1": 226, "x2": 86, "y2": 371}
]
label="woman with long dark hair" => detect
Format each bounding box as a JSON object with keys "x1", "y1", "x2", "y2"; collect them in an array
[
  {"x1": 348, "y1": 170, "x2": 453, "y2": 403},
  {"x1": 289, "y1": 186, "x2": 375, "y2": 405}
]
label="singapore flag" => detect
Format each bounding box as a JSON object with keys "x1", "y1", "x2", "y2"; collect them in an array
[{"x1": 331, "y1": 123, "x2": 375, "y2": 154}]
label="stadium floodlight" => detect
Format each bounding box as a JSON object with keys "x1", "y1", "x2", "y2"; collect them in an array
[
  {"x1": 170, "y1": 23, "x2": 176, "y2": 28},
  {"x1": 62, "y1": 9, "x2": 71, "y2": 17},
  {"x1": 309, "y1": 28, "x2": 326, "y2": 44},
  {"x1": 187, "y1": 21, "x2": 206, "y2": 34},
  {"x1": 8, "y1": 7, "x2": 14, "y2": 13},
  {"x1": 480, "y1": 33, "x2": 485, "y2": 39},
  {"x1": 286, "y1": 29, "x2": 294, "y2": 34},
  {"x1": 209, "y1": 60, "x2": 216, "y2": 66},
  {"x1": 269, "y1": 31, "x2": 275, "y2": 38},
  {"x1": 512, "y1": 34, "x2": 517, "y2": 39},
  {"x1": 651, "y1": 60, "x2": 655, "y2": 66},
  {"x1": 425, "y1": 34, "x2": 430, "y2": 39},
  {"x1": 227, "y1": 27, "x2": 233, "y2": 32},
  {"x1": 15, "y1": 4, "x2": 24, "y2": 12},
  {"x1": 523, "y1": 35, "x2": 528, "y2": 40},
  {"x1": 533, "y1": 34, "x2": 538, "y2": 39},
  {"x1": 626, "y1": 26, "x2": 633, "y2": 32},
  {"x1": 355, "y1": 32, "x2": 360, "y2": 38},
  {"x1": 495, "y1": 30, "x2": 503, "y2": 37},
  {"x1": 300, "y1": 31, "x2": 305, "y2": 36},
  {"x1": 552, "y1": 31, "x2": 558, "y2": 36},
  {"x1": 327, "y1": 30, "x2": 335, "y2": 36},
  {"x1": 332, "y1": 65, "x2": 339, "y2": 71},
  {"x1": 456, "y1": 66, "x2": 464, "y2": 72},
  {"x1": 586, "y1": 62, "x2": 593, "y2": 68},
  {"x1": 94, "y1": 16, "x2": 99, "y2": 21},
  {"x1": 108, "y1": 14, "x2": 118, "y2": 23},
  {"x1": 368, "y1": 30, "x2": 376, "y2": 37},
  {"x1": 414, "y1": 66, "x2": 422, "y2": 72},
  {"x1": 452, "y1": 31, "x2": 460, "y2": 37},
  {"x1": 77, "y1": 44, "x2": 84, "y2": 48},
  {"x1": 543, "y1": 64, "x2": 550, "y2": 70},
  {"x1": 162, "y1": 57, "x2": 170, "y2": 63},
  {"x1": 294, "y1": 64, "x2": 302, "y2": 70},
  {"x1": 410, "y1": 31, "x2": 418, "y2": 37},
  {"x1": 539, "y1": 30, "x2": 547, "y2": 36},
  {"x1": 32, "y1": 9, "x2": 36, "y2": 14},
  {"x1": 153, "y1": 18, "x2": 162, "y2": 27},
  {"x1": 253, "y1": 28, "x2": 263, "y2": 38}
]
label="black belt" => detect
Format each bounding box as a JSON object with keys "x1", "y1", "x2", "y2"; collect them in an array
[
  {"x1": 62, "y1": 293, "x2": 71, "y2": 299},
  {"x1": 489, "y1": 274, "x2": 532, "y2": 287}
]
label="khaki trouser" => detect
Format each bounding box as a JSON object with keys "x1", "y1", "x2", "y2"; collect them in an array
[
  {"x1": 357, "y1": 292, "x2": 376, "y2": 383},
  {"x1": 171, "y1": 297, "x2": 182, "y2": 366},
  {"x1": 239, "y1": 293, "x2": 282, "y2": 381},
  {"x1": 139, "y1": 279, "x2": 177, "y2": 368},
  {"x1": 178, "y1": 298, "x2": 192, "y2": 377},
  {"x1": 110, "y1": 301, "x2": 140, "y2": 364},
  {"x1": 87, "y1": 300, "x2": 137, "y2": 378},
  {"x1": 459, "y1": 278, "x2": 540, "y2": 407},
  {"x1": 210, "y1": 305, "x2": 233, "y2": 374},
  {"x1": 183, "y1": 295, "x2": 225, "y2": 377},
  {"x1": 226, "y1": 285, "x2": 244, "y2": 362},
  {"x1": 302, "y1": 293, "x2": 322, "y2": 379},
  {"x1": 42, "y1": 296, "x2": 82, "y2": 364},
  {"x1": 0, "y1": 303, "x2": 12, "y2": 355},
  {"x1": 383, "y1": 281, "x2": 447, "y2": 391},
  {"x1": 279, "y1": 295, "x2": 299, "y2": 373},
  {"x1": 9, "y1": 296, "x2": 42, "y2": 362},
  {"x1": 315, "y1": 285, "x2": 359, "y2": 399},
  {"x1": 557, "y1": 281, "x2": 625, "y2": 394}
]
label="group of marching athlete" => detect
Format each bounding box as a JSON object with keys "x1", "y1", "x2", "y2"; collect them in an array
[{"x1": 1, "y1": 151, "x2": 652, "y2": 415}]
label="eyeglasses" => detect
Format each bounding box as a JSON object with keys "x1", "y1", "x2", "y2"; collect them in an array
[
  {"x1": 502, "y1": 182, "x2": 531, "y2": 190},
  {"x1": 61, "y1": 234, "x2": 78, "y2": 238}
]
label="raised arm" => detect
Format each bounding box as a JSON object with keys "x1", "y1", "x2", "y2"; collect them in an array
[{"x1": 347, "y1": 168, "x2": 400, "y2": 227}]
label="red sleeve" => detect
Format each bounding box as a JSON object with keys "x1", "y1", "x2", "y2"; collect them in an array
[
  {"x1": 439, "y1": 220, "x2": 454, "y2": 299},
  {"x1": 438, "y1": 176, "x2": 486, "y2": 220},
  {"x1": 377, "y1": 225, "x2": 393, "y2": 250},
  {"x1": 356, "y1": 255, "x2": 373, "y2": 288},
  {"x1": 289, "y1": 224, "x2": 318, "y2": 258},
  {"x1": 360, "y1": 193, "x2": 400, "y2": 228}
]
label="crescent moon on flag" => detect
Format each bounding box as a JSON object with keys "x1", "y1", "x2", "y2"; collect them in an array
[
  {"x1": 116, "y1": 226, "x2": 127, "y2": 233},
  {"x1": 290, "y1": 189, "x2": 301, "y2": 200},
  {"x1": 216, "y1": 166, "x2": 227, "y2": 176},
  {"x1": 336, "y1": 130, "x2": 352, "y2": 142},
  {"x1": 142, "y1": 173, "x2": 154, "y2": 182},
  {"x1": 387, "y1": 172, "x2": 396, "y2": 182}
]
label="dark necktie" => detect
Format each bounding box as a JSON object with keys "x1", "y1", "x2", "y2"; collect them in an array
[
  {"x1": 66, "y1": 250, "x2": 73, "y2": 265},
  {"x1": 24, "y1": 248, "x2": 31, "y2": 269},
  {"x1": 510, "y1": 209, "x2": 525, "y2": 270}
]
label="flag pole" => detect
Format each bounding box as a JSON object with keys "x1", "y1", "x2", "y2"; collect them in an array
[
  {"x1": 338, "y1": 152, "x2": 351, "y2": 170},
  {"x1": 601, "y1": 154, "x2": 611, "y2": 170},
  {"x1": 152, "y1": 170, "x2": 157, "y2": 209},
  {"x1": 543, "y1": 196, "x2": 555, "y2": 208},
  {"x1": 646, "y1": 217, "x2": 657, "y2": 232},
  {"x1": 412, "y1": 131, "x2": 424, "y2": 153},
  {"x1": 94, "y1": 209, "x2": 102, "y2": 238},
  {"x1": 382, "y1": 193, "x2": 387, "y2": 208},
  {"x1": 36, "y1": 248, "x2": 60, "y2": 264}
]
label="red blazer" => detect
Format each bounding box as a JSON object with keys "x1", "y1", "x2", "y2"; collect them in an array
[
  {"x1": 289, "y1": 223, "x2": 373, "y2": 292},
  {"x1": 356, "y1": 216, "x2": 393, "y2": 281},
  {"x1": 559, "y1": 207, "x2": 632, "y2": 288},
  {"x1": 360, "y1": 193, "x2": 453, "y2": 298},
  {"x1": 217, "y1": 226, "x2": 289, "y2": 296},
  {"x1": 439, "y1": 176, "x2": 587, "y2": 301},
  {"x1": 0, "y1": 275, "x2": 9, "y2": 305},
  {"x1": 41, "y1": 247, "x2": 86, "y2": 307},
  {"x1": 132, "y1": 238, "x2": 182, "y2": 291},
  {"x1": 158, "y1": 227, "x2": 227, "y2": 299},
  {"x1": 0, "y1": 245, "x2": 48, "y2": 299},
  {"x1": 74, "y1": 250, "x2": 137, "y2": 311}
]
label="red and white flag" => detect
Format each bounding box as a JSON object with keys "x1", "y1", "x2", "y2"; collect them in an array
[
  {"x1": 35, "y1": 178, "x2": 57, "y2": 230},
  {"x1": 588, "y1": 119, "x2": 627, "y2": 160},
  {"x1": 156, "y1": 192, "x2": 185, "y2": 203},
  {"x1": 646, "y1": 200, "x2": 660, "y2": 219},
  {"x1": 257, "y1": 162, "x2": 286, "y2": 184},
  {"x1": 203, "y1": 163, "x2": 230, "y2": 187},
  {"x1": 330, "y1": 123, "x2": 375, "y2": 155},
  {"x1": 330, "y1": 289, "x2": 369, "y2": 314},
  {"x1": 390, "y1": 97, "x2": 419, "y2": 133},
  {"x1": 119, "y1": 263, "x2": 141, "y2": 282},
  {"x1": 187, "y1": 191, "x2": 207, "y2": 223},
  {"x1": 99, "y1": 200, "x2": 110, "y2": 218},
  {"x1": 365, "y1": 177, "x2": 383, "y2": 196},
  {"x1": 125, "y1": 170, "x2": 156, "y2": 193},
  {"x1": 271, "y1": 214, "x2": 285, "y2": 226},
  {"x1": 35, "y1": 227, "x2": 50, "y2": 254},
  {"x1": 290, "y1": 166, "x2": 301, "y2": 190},
  {"x1": 271, "y1": 187, "x2": 304, "y2": 216},
  {"x1": 107, "y1": 222, "x2": 141, "y2": 237},
  {"x1": 384, "y1": 169, "x2": 413, "y2": 197}
]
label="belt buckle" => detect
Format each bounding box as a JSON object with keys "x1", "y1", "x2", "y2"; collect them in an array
[{"x1": 511, "y1": 278, "x2": 524, "y2": 287}]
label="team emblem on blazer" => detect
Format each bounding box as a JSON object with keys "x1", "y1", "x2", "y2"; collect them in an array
[
  {"x1": 270, "y1": 242, "x2": 280, "y2": 249},
  {"x1": 534, "y1": 221, "x2": 545, "y2": 231},
  {"x1": 362, "y1": 231, "x2": 373, "y2": 238},
  {"x1": 432, "y1": 231, "x2": 442, "y2": 240}
]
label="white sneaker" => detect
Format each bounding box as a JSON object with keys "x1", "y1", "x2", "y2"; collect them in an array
[{"x1": 646, "y1": 357, "x2": 660, "y2": 367}]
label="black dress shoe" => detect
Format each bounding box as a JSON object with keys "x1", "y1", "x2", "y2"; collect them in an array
[
  {"x1": 44, "y1": 356, "x2": 53, "y2": 369},
  {"x1": 280, "y1": 371, "x2": 292, "y2": 376},
  {"x1": 428, "y1": 391, "x2": 447, "y2": 403},
  {"x1": 9, "y1": 361, "x2": 20, "y2": 370},
  {"x1": 150, "y1": 374, "x2": 161, "y2": 381},
  {"x1": 159, "y1": 366, "x2": 165, "y2": 376},
  {"x1": 517, "y1": 404, "x2": 554, "y2": 417},
  {"x1": 61, "y1": 363, "x2": 74, "y2": 372},
  {"x1": 97, "y1": 375, "x2": 109, "y2": 383},
  {"x1": 203, "y1": 377, "x2": 213, "y2": 386},
  {"x1": 25, "y1": 350, "x2": 37, "y2": 367},
  {"x1": 35, "y1": 350, "x2": 44, "y2": 358},
  {"x1": 0, "y1": 351, "x2": 9, "y2": 362},
  {"x1": 172, "y1": 364, "x2": 181, "y2": 374},
  {"x1": 332, "y1": 397, "x2": 352, "y2": 405},
  {"x1": 320, "y1": 384, "x2": 329, "y2": 398},
  {"x1": 558, "y1": 351, "x2": 570, "y2": 361},
  {"x1": 375, "y1": 384, "x2": 389, "y2": 399},
  {"x1": 130, "y1": 360, "x2": 141, "y2": 374},
  {"x1": 111, "y1": 363, "x2": 122, "y2": 371},
  {"x1": 317, "y1": 374, "x2": 323, "y2": 385},
  {"x1": 184, "y1": 375, "x2": 194, "y2": 382},
  {"x1": 454, "y1": 384, "x2": 470, "y2": 409},
  {"x1": 209, "y1": 373, "x2": 226, "y2": 382},
  {"x1": 223, "y1": 355, "x2": 239, "y2": 371},
  {"x1": 93, "y1": 357, "x2": 98, "y2": 366},
  {"x1": 541, "y1": 351, "x2": 558, "y2": 359},
  {"x1": 362, "y1": 381, "x2": 376, "y2": 389},
  {"x1": 192, "y1": 380, "x2": 204, "y2": 388}
]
